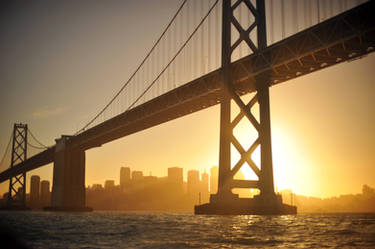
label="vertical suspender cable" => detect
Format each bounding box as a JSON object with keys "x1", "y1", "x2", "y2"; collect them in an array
[
  {"x1": 193, "y1": 0, "x2": 196, "y2": 79},
  {"x1": 329, "y1": 0, "x2": 333, "y2": 18},
  {"x1": 269, "y1": 0, "x2": 274, "y2": 44},
  {"x1": 0, "y1": 134, "x2": 12, "y2": 169},
  {"x1": 127, "y1": 0, "x2": 219, "y2": 111},
  {"x1": 317, "y1": 0, "x2": 320, "y2": 23},
  {"x1": 281, "y1": 0, "x2": 285, "y2": 39},
  {"x1": 75, "y1": 0, "x2": 187, "y2": 134},
  {"x1": 201, "y1": 0, "x2": 205, "y2": 75},
  {"x1": 239, "y1": 2, "x2": 242, "y2": 58},
  {"x1": 292, "y1": 0, "x2": 298, "y2": 34},
  {"x1": 187, "y1": 2, "x2": 190, "y2": 82},
  {"x1": 216, "y1": 1, "x2": 219, "y2": 69},
  {"x1": 208, "y1": 0, "x2": 211, "y2": 72}
]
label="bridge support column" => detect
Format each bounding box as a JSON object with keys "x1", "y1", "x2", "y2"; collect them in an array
[
  {"x1": 257, "y1": 82, "x2": 275, "y2": 200},
  {"x1": 4, "y1": 123, "x2": 30, "y2": 210},
  {"x1": 195, "y1": 0, "x2": 296, "y2": 214},
  {"x1": 45, "y1": 136, "x2": 92, "y2": 212}
]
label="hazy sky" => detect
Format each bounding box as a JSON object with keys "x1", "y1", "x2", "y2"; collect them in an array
[{"x1": 0, "y1": 0, "x2": 374, "y2": 198}]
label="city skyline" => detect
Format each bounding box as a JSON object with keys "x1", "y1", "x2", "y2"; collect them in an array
[{"x1": 9, "y1": 167, "x2": 373, "y2": 213}]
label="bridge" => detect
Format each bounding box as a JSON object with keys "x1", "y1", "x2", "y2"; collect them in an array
[{"x1": 0, "y1": 0, "x2": 374, "y2": 213}]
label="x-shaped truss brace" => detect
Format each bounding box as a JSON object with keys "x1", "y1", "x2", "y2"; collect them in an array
[
  {"x1": 12, "y1": 129, "x2": 26, "y2": 165},
  {"x1": 8, "y1": 124, "x2": 27, "y2": 203},
  {"x1": 230, "y1": 0, "x2": 260, "y2": 55},
  {"x1": 219, "y1": 0, "x2": 267, "y2": 191},
  {"x1": 224, "y1": 85, "x2": 262, "y2": 188}
]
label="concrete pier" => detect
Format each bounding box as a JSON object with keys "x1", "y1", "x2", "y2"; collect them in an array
[
  {"x1": 195, "y1": 193, "x2": 296, "y2": 215},
  {"x1": 45, "y1": 136, "x2": 92, "y2": 212}
]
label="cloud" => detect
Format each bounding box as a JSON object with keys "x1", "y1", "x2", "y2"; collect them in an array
[{"x1": 32, "y1": 106, "x2": 68, "y2": 118}]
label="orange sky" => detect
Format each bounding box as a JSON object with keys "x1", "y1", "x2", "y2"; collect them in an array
[{"x1": 0, "y1": 0, "x2": 374, "y2": 198}]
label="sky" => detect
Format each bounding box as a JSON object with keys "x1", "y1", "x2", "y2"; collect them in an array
[{"x1": 0, "y1": 0, "x2": 374, "y2": 198}]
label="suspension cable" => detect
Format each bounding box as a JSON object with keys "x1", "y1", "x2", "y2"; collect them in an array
[
  {"x1": 75, "y1": 0, "x2": 188, "y2": 135},
  {"x1": 127, "y1": 0, "x2": 219, "y2": 111},
  {"x1": 0, "y1": 133, "x2": 12, "y2": 168},
  {"x1": 28, "y1": 128, "x2": 49, "y2": 149},
  {"x1": 27, "y1": 142, "x2": 46, "y2": 150}
]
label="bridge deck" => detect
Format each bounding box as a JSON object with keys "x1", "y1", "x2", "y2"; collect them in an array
[{"x1": 0, "y1": 1, "x2": 374, "y2": 183}]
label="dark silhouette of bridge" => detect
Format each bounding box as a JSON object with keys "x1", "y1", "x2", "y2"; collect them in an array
[{"x1": 0, "y1": 0, "x2": 374, "y2": 213}]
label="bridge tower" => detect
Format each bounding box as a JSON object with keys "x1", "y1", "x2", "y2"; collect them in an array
[
  {"x1": 7, "y1": 123, "x2": 29, "y2": 209},
  {"x1": 195, "y1": 0, "x2": 296, "y2": 214}
]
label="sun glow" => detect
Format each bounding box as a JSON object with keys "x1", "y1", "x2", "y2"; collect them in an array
[{"x1": 232, "y1": 123, "x2": 315, "y2": 195}]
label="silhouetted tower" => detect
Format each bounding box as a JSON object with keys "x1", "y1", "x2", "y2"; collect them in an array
[
  {"x1": 120, "y1": 167, "x2": 131, "y2": 191},
  {"x1": 215, "y1": 0, "x2": 274, "y2": 199},
  {"x1": 187, "y1": 170, "x2": 200, "y2": 202},
  {"x1": 132, "y1": 171, "x2": 143, "y2": 181},
  {"x1": 30, "y1": 175, "x2": 40, "y2": 206},
  {"x1": 200, "y1": 172, "x2": 209, "y2": 203},
  {"x1": 40, "y1": 180, "x2": 50, "y2": 207},
  {"x1": 168, "y1": 167, "x2": 183, "y2": 196},
  {"x1": 104, "y1": 180, "x2": 115, "y2": 191},
  {"x1": 7, "y1": 123, "x2": 28, "y2": 208},
  {"x1": 210, "y1": 166, "x2": 218, "y2": 194}
]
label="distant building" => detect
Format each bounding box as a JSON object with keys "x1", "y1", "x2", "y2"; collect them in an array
[
  {"x1": 132, "y1": 171, "x2": 143, "y2": 181},
  {"x1": 91, "y1": 184, "x2": 103, "y2": 191},
  {"x1": 40, "y1": 180, "x2": 50, "y2": 206},
  {"x1": 168, "y1": 167, "x2": 183, "y2": 196},
  {"x1": 187, "y1": 170, "x2": 200, "y2": 201},
  {"x1": 104, "y1": 180, "x2": 115, "y2": 191},
  {"x1": 144, "y1": 176, "x2": 158, "y2": 185},
  {"x1": 30, "y1": 175, "x2": 40, "y2": 205},
  {"x1": 120, "y1": 167, "x2": 131, "y2": 191},
  {"x1": 15, "y1": 187, "x2": 24, "y2": 200},
  {"x1": 200, "y1": 172, "x2": 209, "y2": 203},
  {"x1": 168, "y1": 167, "x2": 183, "y2": 184},
  {"x1": 210, "y1": 166, "x2": 218, "y2": 194}
]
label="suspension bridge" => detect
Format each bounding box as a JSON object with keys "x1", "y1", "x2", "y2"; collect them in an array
[{"x1": 0, "y1": 0, "x2": 374, "y2": 213}]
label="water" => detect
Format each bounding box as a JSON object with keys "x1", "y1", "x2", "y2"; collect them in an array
[{"x1": 0, "y1": 211, "x2": 374, "y2": 248}]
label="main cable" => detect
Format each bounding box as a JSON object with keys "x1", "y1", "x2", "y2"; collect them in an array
[
  {"x1": 27, "y1": 142, "x2": 46, "y2": 150},
  {"x1": 0, "y1": 133, "x2": 12, "y2": 168},
  {"x1": 75, "y1": 0, "x2": 188, "y2": 135},
  {"x1": 127, "y1": 0, "x2": 219, "y2": 111},
  {"x1": 28, "y1": 128, "x2": 49, "y2": 149}
]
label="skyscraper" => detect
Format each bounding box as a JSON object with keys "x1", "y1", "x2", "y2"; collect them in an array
[
  {"x1": 168, "y1": 167, "x2": 183, "y2": 185},
  {"x1": 132, "y1": 171, "x2": 143, "y2": 181},
  {"x1": 30, "y1": 175, "x2": 40, "y2": 206},
  {"x1": 168, "y1": 167, "x2": 183, "y2": 196},
  {"x1": 187, "y1": 170, "x2": 200, "y2": 200},
  {"x1": 104, "y1": 180, "x2": 115, "y2": 191},
  {"x1": 200, "y1": 172, "x2": 209, "y2": 203},
  {"x1": 210, "y1": 166, "x2": 218, "y2": 194},
  {"x1": 120, "y1": 167, "x2": 131, "y2": 191},
  {"x1": 40, "y1": 180, "x2": 50, "y2": 207}
]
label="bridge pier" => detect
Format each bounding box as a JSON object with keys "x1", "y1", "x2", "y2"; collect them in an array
[
  {"x1": 45, "y1": 136, "x2": 92, "y2": 212},
  {"x1": 195, "y1": 83, "x2": 296, "y2": 215},
  {"x1": 195, "y1": 0, "x2": 296, "y2": 215}
]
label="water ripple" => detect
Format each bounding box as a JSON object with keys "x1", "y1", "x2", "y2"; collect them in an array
[{"x1": 1, "y1": 211, "x2": 375, "y2": 248}]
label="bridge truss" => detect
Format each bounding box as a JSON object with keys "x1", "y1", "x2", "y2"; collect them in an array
[{"x1": 7, "y1": 124, "x2": 28, "y2": 208}]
